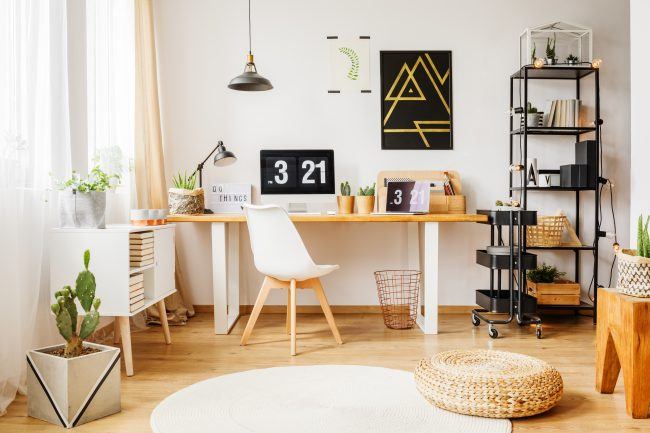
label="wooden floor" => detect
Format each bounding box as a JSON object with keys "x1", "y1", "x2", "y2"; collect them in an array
[{"x1": 2, "y1": 311, "x2": 648, "y2": 432}]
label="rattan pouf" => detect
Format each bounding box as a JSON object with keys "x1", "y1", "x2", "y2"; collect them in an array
[{"x1": 414, "y1": 349, "x2": 563, "y2": 418}]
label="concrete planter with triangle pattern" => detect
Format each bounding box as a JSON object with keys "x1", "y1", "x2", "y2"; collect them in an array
[{"x1": 27, "y1": 342, "x2": 120, "y2": 428}]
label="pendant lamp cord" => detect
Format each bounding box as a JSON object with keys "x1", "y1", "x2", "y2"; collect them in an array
[{"x1": 248, "y1": 0, "x2": 252, "y2": 55}]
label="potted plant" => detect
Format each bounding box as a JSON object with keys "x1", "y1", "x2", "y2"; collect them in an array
[
  {"x1": 545, "y1": 34, "x2": 557, "y2": 65},
  {"x1": 494, "y1": 199, "x2": 521, "y2": 211},
  {"x1": 617, "y1": 215, "x2": 650, "y2": 297},
  {"x1": 566, "y1": 54, "x2": 579, "y2": 65},
  {"x1": 526, "y1": 103, "x2": 541, "y2": 127},
  {"x1": 27, "y1": 250, "x2": 120, "y2": 428},
  {"x1": 527, "y1": 263, "x2": 580, "y2": 305},
  {"x1": 168, "y1": 171, "x2": 204, "y2": 215},
  {"x1": 337, "y1": 181, "x2": 355, "y2": 214},
  {"x1": 356, "y1": 183, "x2": 375, "y2": 214},
  {"x1": 57, "y1": 166, "x2": 120, "y2": 229}
]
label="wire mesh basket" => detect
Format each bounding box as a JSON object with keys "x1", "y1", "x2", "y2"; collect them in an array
[{"x1": 374, "y1": 270, "x2": 421, "y2": 329}]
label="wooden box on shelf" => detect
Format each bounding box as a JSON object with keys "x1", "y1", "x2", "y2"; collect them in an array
[{"x1": 527, "y1": 279, "x2": 580, "y2": 305}]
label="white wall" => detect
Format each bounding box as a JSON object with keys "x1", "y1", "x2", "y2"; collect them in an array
[
  {"x1": 154, "y1": 0, "x2": 630, "y2": 306},
  {"x1": 630, "y1": 0, "x2": 650, "y2": 246}
]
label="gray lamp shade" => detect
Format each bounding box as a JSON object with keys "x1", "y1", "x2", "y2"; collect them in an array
[
  {"x1": 214, "y1": 143, "x2": 237, "y2": 167},
  {"x1": 228, "y1": 54, "x2": 273, "y2": 91}
]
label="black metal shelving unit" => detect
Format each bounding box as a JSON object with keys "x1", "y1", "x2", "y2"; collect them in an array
[{"x1": 509, "y1": 65, "x2": 602, "y2": 324}]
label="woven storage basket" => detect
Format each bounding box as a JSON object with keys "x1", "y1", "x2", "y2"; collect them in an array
[
  {"x1": 168, "y1": 188, "x2": 205, "y2": 215},
  {"x1": 526, "y1": 215, "x2": 565, "y2": 247},
  {"x1": 414, "y1": 349, "x2": 563, "y2": 418},
  {"x1": 617, "y1": 249, "x2": 650, "y2": 297}
]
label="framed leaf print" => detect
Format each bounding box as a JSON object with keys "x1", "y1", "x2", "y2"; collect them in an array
[{"x1": 380, "y1": 51, "x2": 453, "y2": 150}]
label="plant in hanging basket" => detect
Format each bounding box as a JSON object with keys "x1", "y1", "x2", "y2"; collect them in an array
[
  {"x1": 617, "y1": 215, "x2": 650, "y2": 297},
  {"x1": 168, "y1": 171, "x2": 204, "y2": 215}
]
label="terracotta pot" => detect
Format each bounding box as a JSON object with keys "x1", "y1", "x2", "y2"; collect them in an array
[
  {"x1": 336, "y1": 196, "x2": 355, "y2": 214},
  {"x1": 356, "y1": 196, "x2": 375, "y2": 214}
]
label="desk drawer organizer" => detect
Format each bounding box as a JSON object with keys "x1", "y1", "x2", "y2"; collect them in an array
[{"x1": 376, "y1": 170, "x2": 466, "y2": 214}]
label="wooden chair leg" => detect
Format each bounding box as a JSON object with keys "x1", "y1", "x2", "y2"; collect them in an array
[
  {"x1": 290, "y1": 279, "x2": 297, "y2": 356},
  {"x1": 313, "y1": 278, "x2": 343, "y2": 345},
  {"x1": 156, "y1": 299, "x2": 172, "y2": 345},
  {"x1": 118, "y1": 316, "x2": 134, "y2": 376},
  {"x1": 113, "y1": 318, "x2": 120, "y2": 344},
  {"x1": 241, "y1": 277, "x2": 272, "y2": 346},
  {"x1": 286, "y1": 288, "x2": 291, "y2": 335}
]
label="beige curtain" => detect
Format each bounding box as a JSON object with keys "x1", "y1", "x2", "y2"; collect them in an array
[{"x1": 134, "y1": 0, "x2": 194, "y2": 324}]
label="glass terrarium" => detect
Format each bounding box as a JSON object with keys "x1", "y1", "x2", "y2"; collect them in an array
[{"x1": 519, "y1": 22, "x2": 592, "y2": 67}]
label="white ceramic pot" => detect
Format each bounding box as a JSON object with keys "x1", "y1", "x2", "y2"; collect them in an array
[
  {"x1": 27, "y1": 342, "x2": 121, "y2": 428},
  {"x1": 526, "y1": 113, "x2": 541, "y2": 128},
  {"x1": 59, "y1": 191, "x2": 107, "y2": 229}
]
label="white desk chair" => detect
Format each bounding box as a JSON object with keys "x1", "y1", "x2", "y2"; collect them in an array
[{"x1": 241, "y1": 204, "x2": 343, "y2": 355}]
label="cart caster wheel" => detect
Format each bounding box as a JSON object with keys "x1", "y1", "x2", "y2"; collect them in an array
[
  {"x1": 471, "y1": 314, "x2": 480, "y2": 327},
  {"x1": 536, "y1": 325, "x2": 543, "y2": 339},
  {"x1": 488, "y1": 326, "x2": 499, "y2": 339}
]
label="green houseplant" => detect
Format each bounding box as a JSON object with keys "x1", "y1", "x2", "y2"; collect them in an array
[
  {"x1": 27, "y1": 250, "x2": 121, "y2": 427},
  {"x1": 356, "y1": 182, "x2": 375, "y2": 214},
  {"x1": 545, "y1": 34, "x2": 557, "y2": 65},
  {"x1": 526, "y1": 263, "x2": 580, "y2": 306},
  {"x1": 168, "y1": 170, "x2": 204, "y2": 215},
  {"x1": 526, "y1": 102, "x2": 541, "y2": 127},
  {"x1": 617, "y1": 215, "x2": 650, "y2": 297},
  {"x1": 336, "y1": 181, "x2": 355, "y2": 214},
  {"x1": 566, "y1": 54, "x2": 579, "y2": 65},
  {"x1": 57, "y1": 166, "x2": 121, "y2": 229}
]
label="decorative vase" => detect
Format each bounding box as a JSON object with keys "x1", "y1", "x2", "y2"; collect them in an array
[
  {"x1": 59, "y1": 190, "x2": 107, "y2": 229},
  {"x1": 336, "y1": 196, "x2": 355, "y2": 214},
  {"x1": 617, "y1": 249, "x2": 650, "y2": 297},
  {"x1": 526, "y1": 113, "x2": 541, "y2": 127},
  {"x1": 356, "y1": 196, "x2": 375, "y2": 214},
  {"x1": 168, "y1": 188, "x2": 205, "y2": 215},
  {"x1": 27, "y1": 342, "x2": 121, "y2": 428}
]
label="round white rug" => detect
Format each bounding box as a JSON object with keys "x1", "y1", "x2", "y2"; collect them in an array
[{"x1": 151, "y1": 365, "x2": 511, "y2": 433}]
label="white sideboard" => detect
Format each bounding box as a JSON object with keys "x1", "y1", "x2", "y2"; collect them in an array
[{"x1": 50, "y1": 224, "x2": 176, "y2": 376}]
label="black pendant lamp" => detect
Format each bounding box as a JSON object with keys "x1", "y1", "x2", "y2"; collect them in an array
[{"x1": 228, "y1": 0, "x2": 273, "y2": 91}]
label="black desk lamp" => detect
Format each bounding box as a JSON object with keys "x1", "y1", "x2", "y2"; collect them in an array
[{"x1": 193, "y1": 141, "x2": 237, "y2": 188}]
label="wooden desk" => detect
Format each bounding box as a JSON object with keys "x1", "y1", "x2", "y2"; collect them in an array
[
  {"x1": 596, "y1": 287, "x2": 650, "y2": 418},
  {"x1": 168, "y1": 213, "x2": 486, "y2": 335}
]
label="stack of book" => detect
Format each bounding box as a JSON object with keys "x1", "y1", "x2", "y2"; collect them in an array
[
  {"x1": 543, "y1": 99, "x2": 582, "y2": 127},
  {"x1": 130, "y1": 231, "x2": 154, "y2": 269},
  {"x1": 129, "y1": 273, "x2": 145, "y2": 312}
]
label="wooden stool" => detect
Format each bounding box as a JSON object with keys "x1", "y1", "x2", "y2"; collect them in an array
[{"x1": 596, "y1": 287, "x2": 650, "y2": 418}]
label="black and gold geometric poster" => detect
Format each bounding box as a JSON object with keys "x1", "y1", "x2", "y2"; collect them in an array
[{"x1": 380, "y1": 51, "x2": 453, "y2": 150}]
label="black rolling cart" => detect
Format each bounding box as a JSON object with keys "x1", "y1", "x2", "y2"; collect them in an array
[{"x1": 472, "y1": 209, "x2": 543, "y2": 339}]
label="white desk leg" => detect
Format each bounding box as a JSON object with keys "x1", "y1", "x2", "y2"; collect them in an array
[
  {"x1": 211, "y1": 222, "x2": 241, "y2": 334},
  {"x1": 416, "y1": 222, "x2": 439, "y2": 334}
]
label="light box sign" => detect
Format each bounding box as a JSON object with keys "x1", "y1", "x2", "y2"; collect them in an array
[
  {"x1": 260, "y1": 150, "x2": 335, "y2": 194},
  {"x1": 207, "y1": 183, "x2": 251, "y2": 213}
]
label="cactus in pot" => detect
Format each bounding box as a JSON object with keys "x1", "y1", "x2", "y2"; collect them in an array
[
  {"x1": 51, "y1": 250, "x2": 101, "y2": 357},
  {"x1": 337, "y1": 180, "x2": 355, "y2": 214},
  {"x1": 356, "y1": 182, "x2": 376, "y2": 214}
]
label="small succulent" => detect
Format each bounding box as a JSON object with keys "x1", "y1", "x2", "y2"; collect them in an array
[
  {"x1": 171, "y1": 171, "x2": 197, "y2": 190},
  {"x1": 566, "y1": 54, "x2": 579, "y2": 63},
  {"x1": 51, "y1": 250, "x2": 101, "y2": 357},
  {"x1": 340, "y1": 181, "x2": 351, "y2": 196},
  {"x1": 358, "y1": 183, "x2": 375, "y2": 196}
]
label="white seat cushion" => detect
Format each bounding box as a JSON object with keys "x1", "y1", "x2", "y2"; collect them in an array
[{"x1": 268, "y1": 264, "x2": 339, "y2": 282}]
